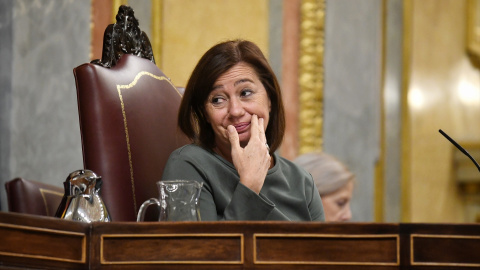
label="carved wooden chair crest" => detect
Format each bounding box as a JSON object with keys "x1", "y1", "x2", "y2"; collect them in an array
[{"x1": 92, "y1": 5, "x2": 155, "y2": 68}]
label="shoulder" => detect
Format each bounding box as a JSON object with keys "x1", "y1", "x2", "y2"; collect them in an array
[
  {"x1": 275, "y1": 154, "x2": 312, "y2": 178},
  {"x1": 166, "y1": 144, "x2": 230, "y2": 170},
  {"x1": 163, "y1": 144, "x2": 217, "y2": 181},
  {"x1": 169, "y1": 144, "x2": 213, "y2": 160}
]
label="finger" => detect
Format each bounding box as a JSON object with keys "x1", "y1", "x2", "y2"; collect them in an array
[
  {"x1": 250, "y1": 114, "x2": 260, "y2": 140},
  {"x1": 227, "y1": 125, "x2": 241, "y2": 151},
  {"x1": 258, "y1": 117, "x2": 266, "y2": 143}
]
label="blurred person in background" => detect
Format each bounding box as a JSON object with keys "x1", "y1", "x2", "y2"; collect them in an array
[{"x1": 294, "y1": 152, "x2": 355, "y2": 222}]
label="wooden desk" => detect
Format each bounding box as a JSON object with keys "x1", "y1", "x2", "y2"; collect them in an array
[{"x1": 0, "y1": 212, "x2": 479, "y2": 269}]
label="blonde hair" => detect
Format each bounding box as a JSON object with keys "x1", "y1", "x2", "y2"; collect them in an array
[{"x1": 294, "y1": 152, "x2": 354, "y2": 195}]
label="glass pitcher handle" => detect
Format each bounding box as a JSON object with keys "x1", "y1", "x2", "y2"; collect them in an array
[{"x1": 136, "y1": 198, "x2": 161, "y2": 222}]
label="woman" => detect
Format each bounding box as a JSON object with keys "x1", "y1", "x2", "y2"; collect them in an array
[
  {"x1": 294, "y1": 152, "x2": 355, "y2": 222},
  {"x1": 162, "y1": 40, "x2": 325, "y2": 221}
]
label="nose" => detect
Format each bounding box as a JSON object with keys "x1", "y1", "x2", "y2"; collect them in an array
[
  {"x1": 341, "y1": 207, "x2": 352, "y2": 221},
  {"x1": 228, "y1": 97, "x2": 245, "y2": 117}
]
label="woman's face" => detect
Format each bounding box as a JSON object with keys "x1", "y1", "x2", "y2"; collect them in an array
[
  {"x1": 321, "y1": 181, "x2": 354, "y2": 222},
  {"x1": 205, "y1": 62, "x2": 271, "y2": 153}
]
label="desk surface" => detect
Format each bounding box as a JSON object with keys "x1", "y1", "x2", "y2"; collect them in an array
[{"x1": 0, "y1": 211, "x2": 479, "y2": 270}]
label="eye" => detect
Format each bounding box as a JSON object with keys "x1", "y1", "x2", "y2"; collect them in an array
[
  {"x1": 336, "y1": 199, "x2": 348, "y2": 208},
  {"x1": 240, "y1": 89, "x2": 253, "y2": 97},
  {"x1": 210, "y1": 95, "x2": 226, "y2": 106}
]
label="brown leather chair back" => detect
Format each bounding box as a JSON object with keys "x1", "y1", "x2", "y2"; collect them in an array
[
  {"x1": 5, "y1": 178, "x2": 63, "y2": 217},
  {"x1": 73, "y1": 54, "x2": 189, "y2": 221}
]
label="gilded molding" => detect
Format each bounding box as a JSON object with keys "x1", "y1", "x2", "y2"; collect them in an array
[
  {"x1": 151, "y1": 0, "x2": 163, "y2": 68},
  {"x1": 299, "y1": 0, "x2": 325, "y2": 154}
]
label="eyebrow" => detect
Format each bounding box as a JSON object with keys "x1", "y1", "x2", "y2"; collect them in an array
[{"x1": 212, "y1": 78, "x2": 255, "y2": 91}]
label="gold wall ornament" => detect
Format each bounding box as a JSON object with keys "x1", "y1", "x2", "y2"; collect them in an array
[
  {"x1": 467, "y1": 0, "x2": 480, "y2": 68},
  {"x1": 299, "y1": 0, "x2": 325, "y2": 154},
  {"x1": 151, "y1": 0, "x2": 163, "y2": 69}
]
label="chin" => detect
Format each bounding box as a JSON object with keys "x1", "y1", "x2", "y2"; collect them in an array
[{"x1": 237, "y1": 134, "x2": 251, "y2": 146}]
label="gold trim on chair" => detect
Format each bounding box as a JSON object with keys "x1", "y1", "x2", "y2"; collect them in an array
[
  {"x1": 39, "y1": 188, "x2": 63, "y2": 216},
  {"x1": 117, "y1": 71, "x2": 181, "y2": 215}
]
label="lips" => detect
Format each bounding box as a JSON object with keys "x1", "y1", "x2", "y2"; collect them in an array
[{"x1": 233, "y1": 122, "x2": 250, "y2": 134}]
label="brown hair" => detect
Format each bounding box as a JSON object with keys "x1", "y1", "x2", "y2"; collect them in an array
[{"x1": 178, "y1": 40, "x2": 285, "y2": 153}]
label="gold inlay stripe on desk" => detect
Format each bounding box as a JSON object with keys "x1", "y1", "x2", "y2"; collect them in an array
[
  {"x1": 0, "y1": 222, "x2": 86, "y2": 263},
  {"x1": 100, "y1": 233, "x2": 244, "y2": 264},
  {"x1": 254, "y1": 233, "x2": 400, "y2": 265},
  {"x1": 410, "y1": 234, "x2": 480, "y2": 267}
]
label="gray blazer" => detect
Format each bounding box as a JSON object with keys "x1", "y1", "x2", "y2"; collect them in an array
[{"x1": 162, "y1": 144, "x2": 325, "y2": 221}]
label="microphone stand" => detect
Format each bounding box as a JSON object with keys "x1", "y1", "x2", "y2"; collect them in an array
[{"x1": 439, "y1": 129, "x2": 480, "y2": 172}]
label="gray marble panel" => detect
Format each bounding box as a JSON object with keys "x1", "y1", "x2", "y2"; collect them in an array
[
  {"x1": 0, "y1": 0, "x2": 14, "y2": 211},
  {"x1": 269, "y1": 0, "x2": 283, "y2": 84},
  {"x1": 1, "y1": 0, "x2": 90, "y2": 211},
  {"x1": 324, "y1": 0, "x2": 382, "y2": 221},
  {"x1": 384, "y1": 0, "x2": 403, "y2": 222},
  {"x1": 129, "y1": 0, "x2": 151, "y2": 38}
]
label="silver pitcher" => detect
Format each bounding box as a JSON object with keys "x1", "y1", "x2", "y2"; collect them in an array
[{"x1": 55, "y1": 169, "x2": 111, "y2": 223}]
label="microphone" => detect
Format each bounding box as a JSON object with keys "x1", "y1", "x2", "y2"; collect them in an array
[{"x1": 439, "y1": 129, "x2": 480, "y2": 172}]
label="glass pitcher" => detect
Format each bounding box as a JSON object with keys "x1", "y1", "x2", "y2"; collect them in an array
[{"x1": 137, "y1": 180, "x2": 203, "y2": 222}]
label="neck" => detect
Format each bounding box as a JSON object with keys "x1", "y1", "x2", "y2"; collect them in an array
[{"x1": 213, "y1": 146, "x2": 233, "y2": 163}]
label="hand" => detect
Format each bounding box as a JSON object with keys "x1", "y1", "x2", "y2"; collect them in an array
[{"x1": 227, "y1": 115, "x2": 271, "y2": 194}]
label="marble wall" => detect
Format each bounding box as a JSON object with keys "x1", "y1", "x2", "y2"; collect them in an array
[
  {"x1": 0, "y1": 0, "x2": 14, "y2": 211},
  {"x1": 0, "y1": 0, "x2": 89, "y2": 211},
  {"x1": 323, "y1": 0, "x2": 382, "y2": 221},
  {"x1": 384, "y1": 0, "x2": 403, "y2": 222}
]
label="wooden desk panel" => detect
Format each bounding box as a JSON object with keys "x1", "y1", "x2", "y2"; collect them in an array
[
  {"x1": 254, "y1": 234, "x2": 399, "y2": 266},
  {"x1": 100, "y1": 233, "x2": 244, "y2": 264},
  {"x1": 0, "y1": 212, "x2": 479, "y2": 270},
  {"x1": 0, "y1": 212, "x2": 89, "y2": 270},
  {"x1": 403, "y1": 223, "x2": 480, "y2": 269},
  {"x1": 90, "y1": 221, "x2": 400, "y2": 270}
]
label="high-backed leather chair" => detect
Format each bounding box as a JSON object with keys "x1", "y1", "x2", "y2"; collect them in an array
[
  {"x1": 5, "y1": 178, "x2": 63, "y2": 217},
  {"x1": 73, "y1": 6, "x2": 189, "y2": 221}
]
